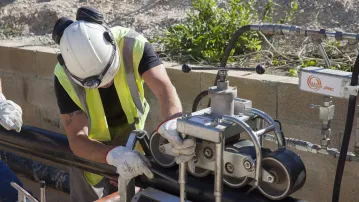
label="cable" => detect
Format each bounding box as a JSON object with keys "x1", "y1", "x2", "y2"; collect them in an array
[{"x1": 332, "y1": 52, "x2": 359, "y2": 202}]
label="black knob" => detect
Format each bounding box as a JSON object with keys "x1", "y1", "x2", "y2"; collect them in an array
[
  {"x1": 256, "y1": 65, "x2": 265, "y2": 75},
  {"x1": 182, "y1": 64, "x2": 192, "y2": 73}
]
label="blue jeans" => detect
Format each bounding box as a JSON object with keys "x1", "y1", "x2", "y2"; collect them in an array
[{"x1": 0, "y1": 160, "x2": 23, "y2": 202}]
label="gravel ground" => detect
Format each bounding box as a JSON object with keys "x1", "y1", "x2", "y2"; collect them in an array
[{"x1": 1, "y1": 0, "x2": 359, "y2": 76}]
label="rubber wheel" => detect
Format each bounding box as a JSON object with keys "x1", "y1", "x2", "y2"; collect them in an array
[
  {"x1": 223, "y1": 146, "x2": 250, "y2": 188},
  {"x1": 258, "y1": 148, "x2": 306, "y2": 200},
  {"x1": 149, "y1": 131, "x2": 176, "y2": 168}
]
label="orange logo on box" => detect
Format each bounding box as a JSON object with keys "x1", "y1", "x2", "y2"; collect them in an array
[{"x1": 307, "y1": 75, "x2": 322, "y2": 91}]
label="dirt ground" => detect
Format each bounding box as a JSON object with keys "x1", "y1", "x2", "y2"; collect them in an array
[
  {"x1": 1, "y1": 0, "x2": 359, "y2": 46},
  {"x1": 1, "y1": 0, "x2": 359, "y2": 76}
]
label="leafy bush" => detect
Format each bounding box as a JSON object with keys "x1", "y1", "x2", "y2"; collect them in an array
[{"x1": 155, "y1": 0, "x2": 298, "y2": 63}]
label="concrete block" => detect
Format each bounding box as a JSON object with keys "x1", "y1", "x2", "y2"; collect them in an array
[
  {"x1": 0, "y1": 71, "x2": 26, "y2": 104},
  {"x1": 280, "y1": 119, "x2": 344, "y2": 150},
  {"x1": 277, "y1": 82, "x2": 349, "y2": 129},
  {"x1": 22, "y1": 103, "x2": 42, "y2": 128},
  {"x1": 290, "y1": 150, "x2": 359, "y2": 202},
  {"x1": 35, "y1": 49, "x2": 58, "y2": 78},
  {"x1": 0, "y1": 46, "x2": 36, "y2": 75},
  {"x1": 166, "y1": 68, "x2": 202, "y2": 105},
  {"x1": 40, "y1": 107, "x2": 63, "y2": 133},
  {"x1": 24, "y1": 77, "x2": 57, "y2": 109}
]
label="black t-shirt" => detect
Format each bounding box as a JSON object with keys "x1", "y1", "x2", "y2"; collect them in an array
[{"x1": 54, "y1": 42, "x2": 162, "y2": 126}]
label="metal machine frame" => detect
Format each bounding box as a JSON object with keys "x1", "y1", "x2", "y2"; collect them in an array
[{"x1": 145, "y1": 24, "x2": 359, "y2": 202}]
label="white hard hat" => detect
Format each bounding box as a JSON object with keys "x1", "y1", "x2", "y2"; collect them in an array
[{"x1": 58, "y1": 20, "x2": 120, "y2": 88}]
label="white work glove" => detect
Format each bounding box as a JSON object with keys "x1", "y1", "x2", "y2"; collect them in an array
[
  {"x1": 106, "y1": 146, "x2": 154, "y2": 183},
  {"x1": 157, "y1": 119, "x2": 196, "y2": 165},
  {"x1": 0, "y1": 93, "x2": 22, "y2": 132}
]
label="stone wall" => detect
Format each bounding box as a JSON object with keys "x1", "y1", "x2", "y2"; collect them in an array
[{"x1": 0, "y1": 44, "x2": 358, "y2": 201}]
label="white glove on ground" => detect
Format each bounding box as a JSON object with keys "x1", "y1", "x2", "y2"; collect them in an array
[
  {"x1": 106, "y1": 146, "x2": 154, "y2": 182},
  {"x1": 157, "y1": 119, "x2": 196, "y2": 165},
  {"x1": 0, "y1": 93, "x2": 22, "y2": 132}
]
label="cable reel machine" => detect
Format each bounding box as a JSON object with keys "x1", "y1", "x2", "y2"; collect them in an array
[
  {"x1": 147, "y1": 24, "x2": 359, "y2": 202},
  {"x1": 112, "y1": 24, "x2": 359, "y2": 202}
]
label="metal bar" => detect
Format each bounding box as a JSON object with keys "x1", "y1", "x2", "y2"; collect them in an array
[
  {"x1": 262, "y1": 133, "x2": 359, "y2": 162},
  {"x1": 255, "y1": 124, "x2": 274, "y2": 137},
  {"x1": 11, "y1": 182, "x2": 38, "y2": 202},
  {"x1": 179, "y1": 162, "x2": 187, "y2": 202},
  {"x1": 246, "y1": 108, "x2": 285, "y2": 147},
  {"x1": 214, "y1": 140, "x2": 224, "y2": 202},
  {"x1": 40, "y1": 181, "x2": 46, "y2": 202},
  {"x1": 318, "y1": 43, "x2": 331, "y2": 68},
  {"x1": 220, "y1": 24, "x2": 359, "y2": 69},
  {"x1": 256, "y1": 118, "x2": 265, "y2": 146},
  {"x1": 222, "y1": 116, "x2": 262, "y2": 188}
]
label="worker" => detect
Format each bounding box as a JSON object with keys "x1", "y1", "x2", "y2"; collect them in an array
[
  {"x1": 52, "y1": 6, "x2": 195, "y2": 201},
  {"x1": 0, "y1": 79, "x2": 24, "y2": 202}
]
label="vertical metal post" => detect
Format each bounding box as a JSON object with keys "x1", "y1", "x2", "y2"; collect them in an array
[
  {"x1": 119, "y1": 131, "x2": 139, "y2": 202},
  {"x1": 179, "y1": 162, "x2": 187, "y2": 202},
  {"x1": 256, "y1": 118, "x2": 265, "y2": 146},
  {"x1": 214, "y1": 134, "x2": 224, "y2": 202},
  {"x1": 318, "y1": 43, "x2": 331, "y2": 68},
  {"x1": 40, "y1": 181, "x2": 46, "y2": 202},
  {"x1": 354, "y1": 94, "x2": 359, "y2": 153}
]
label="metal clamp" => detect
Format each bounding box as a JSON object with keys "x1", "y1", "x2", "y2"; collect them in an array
[{"x1": 344, "y1": 86, "x2": 359, "y2": 97}]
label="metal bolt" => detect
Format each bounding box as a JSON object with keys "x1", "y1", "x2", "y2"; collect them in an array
[
  {"x1": 344, "y1": 87, "x2": 348, "y2": 91},
  {"x1": 225, "y1": 163, "x2": 234, "y2": 173},
  {"x1": 159, "y1": 146, "x2": 165, "y2": 153},
  {"x1": 243, "y1": 160, "x2": 252, "y2": 171},
  {"x1": 267, "y1": 175, "x2": 274, "y2": 183},
  {"x1": 204, "y1": 148, "x2": 213, "y2": 159}
]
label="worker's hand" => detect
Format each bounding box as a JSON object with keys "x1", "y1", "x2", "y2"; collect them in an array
[
  {"x1": 157, "y1": 118, "x2": 196, "y2": 165},
  {"x1": 0, "y1": 93, "x2": 22, "y2": 132},
  {"x1": 106, "y1": 146, "x2": 154, "y2": 182}
]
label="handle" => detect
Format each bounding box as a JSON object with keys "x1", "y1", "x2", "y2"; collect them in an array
[{"x1": 182, "y1": 64, "x2": 265, "y2": 75}]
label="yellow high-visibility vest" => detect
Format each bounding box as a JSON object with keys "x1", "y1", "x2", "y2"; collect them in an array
[{"x1": 54, "y1": 26, "x2": 150, "y2": 186}]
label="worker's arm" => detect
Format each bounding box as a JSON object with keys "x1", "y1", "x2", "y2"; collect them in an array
[
  {"x1": 142, "y1": 64, "x2": 182, "y2": 120},
  {"x1": 142, "y1": 64, "x2": 195, "y2": 165},
  {"x1": 60, "y1": 110, "x2": 114, "y2": 163},
  {"x1": 61, "y1": 109, "x2": 153, "y2": 180}
]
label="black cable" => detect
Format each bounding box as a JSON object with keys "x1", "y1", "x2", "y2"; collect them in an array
[
  {"x1": 192, "y1": 90, "x2": 209, "y2": 112},
  {"x1": 205, "y1": 25, "x2": 252, "y2": 108},
  {"x1": 332, "y1": 54, "x2": 359, "y2": 202}
]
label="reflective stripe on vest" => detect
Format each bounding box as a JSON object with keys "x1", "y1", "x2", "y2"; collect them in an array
[
  {"x1": 54, "y1": 26, "x2": 150, "y2": 186},
  {"x1": 123, "y1": 30, "x2": 144, "y2": 120}
]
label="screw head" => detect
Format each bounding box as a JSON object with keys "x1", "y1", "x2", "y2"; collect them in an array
[
  {"x1": 225, "y1": 163, "x2": 234, "y2": 173},
  {"x1": 203, "y1": 147, "x2": 213, "y2": 159},
  {"x1": 243, "y1": 160, "x2": 252, "y2": 170},
  {"x1": 267, "y1": 175, "x2": 274, "y2": 183},
  {"x1": 159, "y1": 146, "x2": 165, "y2": 153}
]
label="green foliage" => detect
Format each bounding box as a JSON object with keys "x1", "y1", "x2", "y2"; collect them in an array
[
  {"x1": 301, "y1": 59, "x2": 317, "y2": 67},
  {"x1": 288, "y1": 68, "x2": 298, "y2": 77},
  {"x1": 154, "y1": 0, "x2": 299, "y2": 63}
]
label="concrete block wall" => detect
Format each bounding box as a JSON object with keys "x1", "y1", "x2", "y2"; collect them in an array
[{"x1": 0, "y1": 44, "x2": 358, "y2": 201}]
